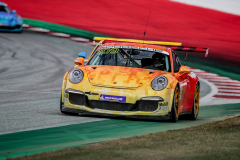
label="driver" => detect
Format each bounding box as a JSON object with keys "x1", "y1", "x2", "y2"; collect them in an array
[
  {"x1": 142, "y1": 53, "x2": 164, "y2": 70},
  {"x1": 152, "y1": 53, "x2": 164, "y2": 69}
]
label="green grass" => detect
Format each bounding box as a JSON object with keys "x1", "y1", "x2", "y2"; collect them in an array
[{"x1": 8, "y1": 116, "x2": 240, "y2": 160}]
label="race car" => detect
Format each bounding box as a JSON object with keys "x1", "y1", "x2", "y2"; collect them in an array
[
  {"x1": 61, "y1": 38, "x2": 208, "y2": 122},
  {"x1": 0, "y1": 2, "x2": 23, "y2": 32}
]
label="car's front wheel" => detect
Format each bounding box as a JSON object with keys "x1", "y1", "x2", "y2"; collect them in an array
[{"x1": 171, "y1": 86, "x2": 180, "y2": 122}]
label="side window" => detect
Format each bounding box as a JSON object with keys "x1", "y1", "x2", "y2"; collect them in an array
[
  {"x1": 172, "y1": 52, "x2": 181, "y2": 72},
  {"x1": 176, "y1": 56, "x2": 182, "y2": 68}
]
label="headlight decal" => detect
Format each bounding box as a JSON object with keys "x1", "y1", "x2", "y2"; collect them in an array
[
  {"x1": 17, "y1": 15, "x2": 22, "y2": 21},
  {"x1": 69, "y1": 69, "x2": 84, "y2": 84},
  {"x1": 151, "y1": 76, "x2": 168, "y2": 91}
]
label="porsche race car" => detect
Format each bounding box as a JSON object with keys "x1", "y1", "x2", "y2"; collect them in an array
[
  {"x1": 0, "y1": 2, "x2": 23, "y2": 32},
  {"x1": 61, "y1": 38, "x2": 208, "y2": 122}
]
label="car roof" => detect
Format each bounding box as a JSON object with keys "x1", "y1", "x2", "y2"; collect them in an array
[{"x1": 0, "y1": 2, "x2": 7, "y2": 6}]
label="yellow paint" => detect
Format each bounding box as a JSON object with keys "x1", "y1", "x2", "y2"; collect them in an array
[{"x1": 94, "y1": 37, "x2": 182, "y2": 46}]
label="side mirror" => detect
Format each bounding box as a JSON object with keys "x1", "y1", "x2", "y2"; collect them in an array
[
  {"x1": 78, "y1": 52, "x2": 87, "y2": 59},
  {"x1": 12, "y1": 10, "x2": 16, "y2": 14},
  {"x1": 74, "y1": 57, "x2": 84, "y2": 66},
  {"x1": 178, "y1": 66, "x2": 191, "y2": 75}
]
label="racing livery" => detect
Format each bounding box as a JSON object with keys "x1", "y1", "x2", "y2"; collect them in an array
[
  {"x1": 61, "y1": 38, "x2": 208, "y2": 122},
  {"x1": 0, "y1": 2, "x2": 23, "y2": 32}
]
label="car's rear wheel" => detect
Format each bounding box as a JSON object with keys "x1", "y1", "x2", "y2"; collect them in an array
[
  {"x1": 171, "y1": 86, "x2": 180, "y2": 122},
  {"x1": 190, "y1": 83, "x2": 200, "y2": 120}
]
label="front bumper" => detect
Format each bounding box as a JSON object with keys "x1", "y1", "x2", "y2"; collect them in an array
[
  {"x1": 0, "y1": 24, "x2": 22, "y2": 32},
  {"x1": 62, "y1": 88, "x2": 172, "y2": 120},
  {"x1": 62, "y1": 106, "x2": 171, "y2": 120}
]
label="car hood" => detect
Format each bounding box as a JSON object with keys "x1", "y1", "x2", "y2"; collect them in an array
[
  {"x1": 83, "y1": 65, "x2": 166, "y2": 88},
  {"x1": 0, "y1": 12, "x2": 15, "y2": 22}
]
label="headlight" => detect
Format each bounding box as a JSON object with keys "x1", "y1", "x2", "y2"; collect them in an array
[
  {"x1": 69, "y1": 69, "x2": 84, "y2": 84},
  {"x1": 151, "y1": 76, "x2": 168, "y2": 91},
  {"x1": 17, "y1": 15, "x2": 22, "y2": 21}
]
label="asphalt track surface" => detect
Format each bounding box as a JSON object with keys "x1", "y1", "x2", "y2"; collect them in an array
[
  {"x1": 0, "y1": 29, "x2": 212, "y2": 135},
  {"x1": 0, "y1": 30, "x2": 104, "y2": 134}
]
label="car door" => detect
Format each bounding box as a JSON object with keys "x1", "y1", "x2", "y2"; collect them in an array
[{"x1": 172, "y1": 52, "x2": 190, "y2": 113}]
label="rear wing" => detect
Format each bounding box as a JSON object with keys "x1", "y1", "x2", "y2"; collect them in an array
[
  {"x1": 91, "y1": 37, "x2": 209, "y2": 58},
  {"x1": 170, "y1": 46, "x2": 209, "y2": 57},
  {"x1": 93, "y1": 37, "x2": 182, "y2": 46}
]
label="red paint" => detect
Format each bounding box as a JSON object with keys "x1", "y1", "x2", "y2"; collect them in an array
[
  {"x1": 4, "y1": 0, "x2": 240, "y2": 67},
  {"x1": 209, "y1": 81, "x2": 240, "y2": 84},
  {"x1": 218, "y1": 88, "x2": 240, "y2": 91},
  {"x1": 214, "y1": 95, "x2": 240, "y2": 99},
  {"x1": 218, "y1": 91, "x2": 240, "y2": 94},
  {"x1": 215, "y1": 84, "x2": 240, "y2": 87}
]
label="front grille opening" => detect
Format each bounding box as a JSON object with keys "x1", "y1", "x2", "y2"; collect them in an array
[
  {"x1": 0, "y1": 25, "x2": 22, "y2": 29},
  {"x1": 90, "y1": 100, "x2": 137, "y2": 111},
  {"x1": 68, "y1": 93, "x2": 160, "y2": 112},
  {"x1": 138, "y1": 100, "x2": 159, "y2": 111},
  {"x1": 68, "y1": 93, "x2": 85, "y2": 105}
]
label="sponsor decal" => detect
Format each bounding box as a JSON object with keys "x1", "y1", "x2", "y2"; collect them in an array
[
  {"x1": 159, "y1": 102, "x2": 168, "y2": 107},
  {"x1": 97, "y1": 48, "x2": 119, "y2": 54},
  {"x1": 159, "y1": 106, "x2": 168, "y2": 110},
  {"x1": 158, "y1": 102, "x2": 168, "y2": 111},
  {"x1": 99, "y1": 94, "x2": 126, "y2": 102},
  {"x1": 102, "y1": 46, "x2": 169, "y2": 55},
  {"x1": 180, "y1": 82, "x2": 187, "y2": 87},
  {"x1": 179, "y1": 88, "x2": 183, "y2": 100},
  {"x1": 189, "y1": 72, "x2": 196, "y2": 78},
  {"x1": 179, "y1": 80, "x2": 188, "y2": 100}
]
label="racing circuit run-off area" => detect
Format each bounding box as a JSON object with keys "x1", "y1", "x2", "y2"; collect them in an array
[{"x1": 0, "y1": 0, "x2": 240, "y2": 159}]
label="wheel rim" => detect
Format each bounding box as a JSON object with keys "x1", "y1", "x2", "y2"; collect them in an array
[
  {"x1": 174, "y1": 87, "x2": 180, "y2": 118},
  {"x1": 194, "y1": 85, "x2": 199, "y2": 116}
]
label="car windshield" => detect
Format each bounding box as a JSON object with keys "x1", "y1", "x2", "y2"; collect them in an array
[
  {"x1": 0, "y1": 5, "x2": 11, "y2": 13},
  {"x1": 88, "y1": 46, "x2": 171, "y2": 72}
]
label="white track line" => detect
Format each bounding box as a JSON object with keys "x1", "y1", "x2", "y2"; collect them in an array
[
  {"x1": 23, "y1": 25, "x2": 94, "y2": 46},
  {"x1": 217, "y1": 93, "x2": 240, "y2": 96},
  {"x1": 27, "y1": 28, "x2": 50, "y2": 33},
  {"x1": 191, "y1": 67, "x2": 240, "y2": 100},
  {"x1": 199, "y1": 77, "x2": 218, "y2": 105},
  {"x1": 219, "y1": 89, "x2": 240, "y2": 93},
  {"x1": 50, "y1": 32, "x2": 71, "y2": 37}
]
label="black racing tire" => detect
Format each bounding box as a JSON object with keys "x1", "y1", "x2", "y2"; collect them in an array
[
  {"x1": 171, "y1": 86, "x2": 180, "y2": 122},
  {"x1": 190, "y1": 83, "x2": 200, "y2": 120}
]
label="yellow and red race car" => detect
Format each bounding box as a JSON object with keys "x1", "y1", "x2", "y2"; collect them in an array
[{"x1": 61, "y1": 38, "x2": 208, "y2": 122}]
